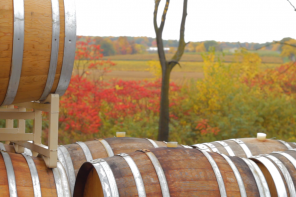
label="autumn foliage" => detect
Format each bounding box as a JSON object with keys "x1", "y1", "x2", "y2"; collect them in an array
[{"x1": 52, "y1": 41, "x2": 296, "y2": 144}]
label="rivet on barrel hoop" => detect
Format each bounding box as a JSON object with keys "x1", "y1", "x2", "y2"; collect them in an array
[{"x1": 39, "y1": 0, "x2": 60, "y2": 101}]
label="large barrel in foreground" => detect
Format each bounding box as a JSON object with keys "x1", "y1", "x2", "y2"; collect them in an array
[
  {"x1": 0, "y1": 0, "x2": 76, "y2": 106},
  {"x1": 0, "y1": 150, "x2": 71, "y2": 197},
  {"x1": 192, "y1": 138, "x2": 296, "y2": 158},
  {"x1": 74, "y1": 147, "x2": 262, "y2": 197},
  {"x1": 57, "y1": 137, "x2": 169, "y2": 195}
]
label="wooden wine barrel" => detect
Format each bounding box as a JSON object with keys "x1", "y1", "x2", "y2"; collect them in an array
[
  {"x1": 192, "y1": 138, "x2": 296, "y2": 158},
  {"x1": 0, "y1": 144, "x2": 71, "y2": 197},
  {"x1": 250, "y1": 150, "x2": 296, "y2": 197},
  {"x1": 0, "y1": 0, "x2": 76, "y2": 106},
  {"x1": 57, "y1": 137, "x2": 173, "y2": 195},
  {"x1": 74, "y1": 147, "x2": 264, "y2": 197}
]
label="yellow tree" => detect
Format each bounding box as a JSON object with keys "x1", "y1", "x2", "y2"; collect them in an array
[
  {"x1": 281, "y1": 39, "x2": 296, "y2": 61},
  {"x1": 154, "y1": 0, "x2": 188, "y2": 141}
]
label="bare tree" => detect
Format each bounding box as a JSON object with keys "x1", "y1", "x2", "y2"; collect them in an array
[{"x1": 154, "y1": 0, "x2": 188, "y2": 141}]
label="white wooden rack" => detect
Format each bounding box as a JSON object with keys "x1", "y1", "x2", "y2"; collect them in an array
[{"x1": 0, "y1": 94, "x2": 59, "y2": 168}]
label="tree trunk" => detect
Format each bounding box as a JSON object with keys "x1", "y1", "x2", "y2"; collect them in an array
[{"x1": 158, "y1": 66, "x2": 171, "y2": 141}]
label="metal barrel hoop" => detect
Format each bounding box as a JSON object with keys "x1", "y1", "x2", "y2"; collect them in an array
[
  {"x1": 251, "y1": 156, "x2": 287, "y2": 197},
  {"x1": 76, "y1": 142, "x2": 93, "y2": 161},
  {"x1": 97, "y1": 139, "x2": 114, "y2": 157},
  {"x1": 117, "y1": 153, "x2": 146, "y2": 197},
  {"x1": 55, "y1": 0, "x2": 76, "y2": 96},
  {"x1": 229, "y1": 139, "x2": 252, "y2": 158},
  {"x1": 202, "y1": 143, "x2": 220, "y2": 153},
  {"x1": 272, "y1": 151, "x2": 296, "y2": 169},
  {"x1": 0, "y1": 150, "x2": 17, "y2": 197},
  {"x1": 143, "y1": 151, "x2": 170, "y2": 197},
  {"x1": 57, "y1": 148, "x2": 72, "y2": 196},
  {"x1": 277, "y1": 140, "x2": 293, "y2": 150},
  {"x1": 200, "y1": 150, "x2": 227, "y2": 197},
  {"x1": 181, "y1": 145, "x2": 193, "y2": 149},
  {"x1": 191, "y1": 144, "x2": 211, "y2": 152},
  {"x1": 22, "y1": 153, "x2": 42, "y2": 197},
  {"x1": 146, "y1": 138, "x2": 159, "y2": 148},
  {"x1": 1, "y1": 0, "x2": 25, "y2": 106},
  {"x1": 220, "y1": 154, "x2": 247, "y2": 197},
  {"x1": 215, "y1": 141, "x2": 235, "y2": 156},
  {"x1": 58, "y1": 146, "x2": 76, "y2": 196},
  {"x1": 264, "y1": 154, "x2": 296, "y2": 196},
  {"x1": 90, "y1": 159, "x2": 119, "y2": 197},
  {"x1": 39, "y1": 0, "x2": 60, "y2": 101},
  {"x1": 0, "y1": 142, "x2": 6, "y2": 151},
  {"x1": 242, "y1": 158, "x2": 271, "y2": 197}
]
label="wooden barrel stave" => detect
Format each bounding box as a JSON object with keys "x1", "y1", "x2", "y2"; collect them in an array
[
  {"x1": 0, "y1": 0, "x2": 74, "y2": 106},
  {"x1": 194, "y1": 138, "x2": 293, "y2": 158},
  {"x1": 0, "y1": 152, "x2": 60, "y2": 197},
  {"x1": 74, "y1": 148, "x2": 261, "y2": 197},
  {"x1": 61, "y1": 137, "x2": 166, "y2": 177}
]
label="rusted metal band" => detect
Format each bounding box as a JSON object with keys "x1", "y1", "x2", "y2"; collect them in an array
[
  {"x1": 203, "y1": 143, "x2": 220, "y2": 153},
  {"x1": 22, "y1": 153, "x2": 42, "y2": 197},
  {"x1": 39, "y1": 0, "x2": 60, "y2": 101},
  {"x1": 220, "y1": 154, "x2": 246, "y2": 197},
  {"x1": 265, "y1": 154, "x2": 296, "y2": 196},
  {"x1": 2, "y1": 0, "x2": 25, "y2": 105},
  {"x1": 277, "y1": 140, "x2": 293, "y2": 150},
  {"x1": 230, "y1": 139, "x2": 252, "y2": 158},
  {"x1": 191, "y1": 144, "x2": 211, "y2": 152},
  {"x1": 144, "y1": 151, "x2": 170, "y2": 197},
  {"x1": 55, "y1": 0, "x2": 76, "y2": 96},
  {"x1": 242, "y1": 158, "x2": 270, "y2": 197},
  {"x1": 98, "y1": 139, "x2": 114, "y2": 157},
  {"x1": 76, "y1": 142, "x2": 93, "y2": 161},
  {"x1": 200, "y1": 150, "x2": 226, "y2": 197},
  {"x1": 58, "y1": 146, "x2": 75, "y2": 196},
  {"x1": 118, "y1": 153, "x2": 146, "y2": 197},
  {"x1": 251, "y1": 156, "x2": 287, "y2": 197},
  {"x1": 215, "y1": 141, "x2": 235, "y2": 156},
  {"x1": 146, "y1": 138, "x2": 159, "y2": 148},
  {"x1": 0, "y1": 151, "x2": 17, "y2": 197}
]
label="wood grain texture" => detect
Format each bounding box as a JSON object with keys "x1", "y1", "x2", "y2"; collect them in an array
[
  {"x1": 0, "y1": 152, "x2": 57, "y2": 197},
  {"x1": 229, "y1": 156, "x2": 260, "y2": 197},
  {"x1": 207, "y1": 138, "x2": 289, "y2": 158},
  {"x1": 0, "y1": 0, "x2": 13, "y2": 104},
  {"x1": 64, "y1": 137, "x2": 167, "y2": 176},
  {"x1": 76, "y1": 148, "x2": 260, "y2": 197},
  {"x1": 0, "y1": 0, "x2": 66, "y2": 105}
]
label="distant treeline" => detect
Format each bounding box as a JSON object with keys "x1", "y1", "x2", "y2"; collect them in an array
[{"x1": 77, "y1": 36, "x2": 294, "y2": 56}]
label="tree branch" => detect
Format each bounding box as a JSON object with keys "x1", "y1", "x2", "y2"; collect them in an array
[
  {"x1": 154, "y1": 0, "x2": 161, "y2": 32},
  {"x1": 170, "y1": 0, "x2": 188, "y2": 69},
  {"x1": 154, "y1": 0, "x2": 167, "y2": 70},
  {"x1": 287, "y1": 0, "x2": 296, "y2": 11},
  {"x1": 159, "y1": 0, "x2": 170, "y2": 32}
]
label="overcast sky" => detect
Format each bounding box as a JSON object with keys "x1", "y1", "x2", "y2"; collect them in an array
[{"x1": 76, "y1": 0, "x2": 296, "y2": 43}]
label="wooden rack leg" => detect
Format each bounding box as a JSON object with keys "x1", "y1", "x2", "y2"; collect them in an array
[
  {"x1": 14, "y1": 107, "x2": 26, "y2": 153},
  {"x1": 43, "y1": 94, "x2": 59, "y2": 168}
]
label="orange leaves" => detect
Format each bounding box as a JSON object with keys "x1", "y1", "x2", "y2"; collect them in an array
[{"x1": 195, "y1": 119, "x2": 220, "y2": 135}]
